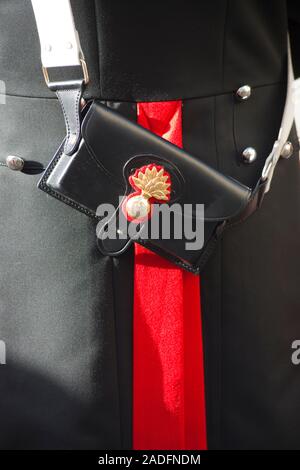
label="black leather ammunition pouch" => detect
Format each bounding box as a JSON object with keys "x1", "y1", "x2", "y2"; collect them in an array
[{"x1": 39, "y1": 101, "x2": 266, "y2": 273}]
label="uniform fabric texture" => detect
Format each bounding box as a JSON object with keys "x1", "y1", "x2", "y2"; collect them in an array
[{"x1": 0, "y1": 0, "x2": 300, "y2": 450}]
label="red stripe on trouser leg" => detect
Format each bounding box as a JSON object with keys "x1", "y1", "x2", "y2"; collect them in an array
[{"x1": 133, "y1": 101, "x2": 207, "y2": 450}]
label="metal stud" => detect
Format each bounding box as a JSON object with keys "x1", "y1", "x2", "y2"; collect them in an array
[
  {"x1": 236, "y1": 85, "x2": 251, "y2": 101},
  {"x1": 280, "y1": 141, "x2": 293, "y2": 159},
  {"x1": 6, "y1": 155, "x2": 24, "y2": 171},
  {"x1": 242, "y1": 147, "x2": 257, "y2": 164}
]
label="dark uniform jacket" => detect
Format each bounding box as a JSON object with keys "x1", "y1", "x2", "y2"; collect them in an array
[{"x1": 0, "y1": 0, "x2": 300, "y2": 450}]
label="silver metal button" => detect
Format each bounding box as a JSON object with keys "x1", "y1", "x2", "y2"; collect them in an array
[
  {"x1": 236, "y1": 85, "x2": 251, "y2": 101},
  {"x1": 280, "y1": 141, "x2": 293, "y2": 159},
  {"x1": 6, "y1": 155, "x2": 24, "y2": 171},
  {"x1": 242, "y1": 147, "x2": 257, "y2": 164}
]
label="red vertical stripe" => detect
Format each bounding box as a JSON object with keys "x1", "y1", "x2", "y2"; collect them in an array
[{"x1": 133, "y1": 101, "x2": 207, "y2": 450}]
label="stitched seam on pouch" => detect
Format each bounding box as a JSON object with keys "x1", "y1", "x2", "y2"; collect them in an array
[
  {"x1": 57, "y1": 88, "x2": 81, "y2": 154},
  {"x1": 39, "y1": 149, "x2": 98, "y2": 219},
  {"x1": 57, "y1": 92, "x2": 71, "y2": 142}
]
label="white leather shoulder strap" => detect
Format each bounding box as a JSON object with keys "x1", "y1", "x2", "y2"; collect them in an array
[
  {"x1": 31, "y1": 0, "x2": 87, "y2": 155},
  {"x1": 293, "y1": 77, "x2": 300, "y2": 142},
  {"x1": 262, "y1": 37, "x2": 295, "y2": 192},
  {"x1": 31, "y1": 0, "x2": 82, "y2": 68}
]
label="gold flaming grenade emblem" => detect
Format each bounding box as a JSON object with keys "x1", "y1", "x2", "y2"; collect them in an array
[{"x1": 123, "y1": 164, "x2": 171, "y2": 223}]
